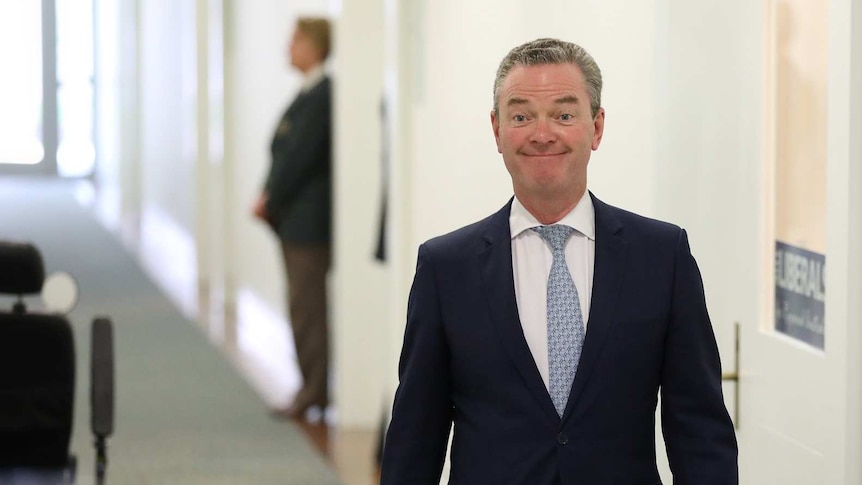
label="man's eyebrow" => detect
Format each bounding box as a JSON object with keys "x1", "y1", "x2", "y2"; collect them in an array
[
  {"x1": 555, "y1": 95, "x2": 579, "y2": 104},
  {"x1": 505, "y1": 95, "x2": 580, "y2": 107}
]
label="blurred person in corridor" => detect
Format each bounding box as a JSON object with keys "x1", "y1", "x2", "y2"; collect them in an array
[
  {"x1": 253, "y1": 16, "x2": 332, "y2": 421},
  {"x1": 380, "y1": 38, "x2": 737, "y2": 484}
]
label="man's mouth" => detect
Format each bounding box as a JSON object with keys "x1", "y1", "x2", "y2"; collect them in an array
[{"x1": 523, "y1": 153, "x2": 566, "y2": 158}]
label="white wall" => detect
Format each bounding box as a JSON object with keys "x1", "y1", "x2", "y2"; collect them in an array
[
  {"x1": 93, "y1": 0, "x2": 141, "y2": 244},
  {"x1": 651, "y1": 1, "x2": 764, "y2": 480},
  {"x1": 139, "y1": 0, "x2": 197, "y2": 233},
  {"x1": 844, "y1": 1, "x2": 862, "y2": 479},
  {"x1": 826, "y1": 0, "x2": 862, "y2": 482},
  {"x1": 93, "y1": 0, "x2": 122, "y2": 228},
  {"x1": 95, "y1": 0, "x2": 203, "y2": 315},
  {"x1": 331, "y1": 0, "x2": 388, "y2": 427},
  {"x1": 134, "y1": 0, "x2": 201, "y2": 314},
  {"x1": 653, "y1": 0, "x2": 764, "y2": 418}
]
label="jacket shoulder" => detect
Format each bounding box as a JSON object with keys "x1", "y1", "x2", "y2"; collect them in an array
[
  {"x1": 420, "y1": 209, "x2": 504, "y2": 262},
  {"x1": 426, "y1": 216, "x2": 493, "y2": 251},
  {"x1": 593, "y1": 195, "x2": 685, "y2": 247}
]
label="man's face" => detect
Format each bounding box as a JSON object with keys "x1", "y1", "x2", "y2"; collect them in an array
[
  {"x1": 288, "y1": 30, "x2": 319, "y2": 72},
  {"x1": 491, "y1": 63, "x2": 604, "y2": 204}
]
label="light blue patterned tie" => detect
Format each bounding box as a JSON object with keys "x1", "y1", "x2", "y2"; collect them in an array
[{"x1": 532, "y1": 224, "x2": 585, "y2": 417}]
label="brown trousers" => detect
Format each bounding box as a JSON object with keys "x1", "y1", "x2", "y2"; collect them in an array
[{"x1": 281, "y1": 242, "x2": 331, "y2": 408}]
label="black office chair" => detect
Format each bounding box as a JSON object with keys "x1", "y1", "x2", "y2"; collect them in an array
[
  {"x1": 0, "y1": 241, "x2": 75, "y2": 482},
  {"x1": 0, "y1": 241, "x2": 114, "y2": 485}
]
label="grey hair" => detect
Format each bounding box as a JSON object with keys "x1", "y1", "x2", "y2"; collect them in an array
[{"x1": 493, "y1": 38, "x2": 603, "y2": 117}]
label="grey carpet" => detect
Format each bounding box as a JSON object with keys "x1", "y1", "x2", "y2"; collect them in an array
[{"x1": 0, "y1": 176, "x2": 341, "y2": 485}]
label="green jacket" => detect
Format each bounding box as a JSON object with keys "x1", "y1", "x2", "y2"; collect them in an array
[{"x1": 265, "y1": 76, "x2": 332, "y2": 244}]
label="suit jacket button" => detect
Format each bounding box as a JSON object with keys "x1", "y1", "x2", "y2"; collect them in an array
[{"x1": 556, "y1": 433, "x2": 568, "y2": 445}]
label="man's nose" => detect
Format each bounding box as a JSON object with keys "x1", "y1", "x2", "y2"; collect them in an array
[{"x1": 529, "y1": 118, "x2": 556, "y2": 144}]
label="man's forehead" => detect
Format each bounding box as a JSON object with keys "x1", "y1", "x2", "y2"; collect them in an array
[{"x1": 500, "y1": 63, "x2": 585, "y2": 97}]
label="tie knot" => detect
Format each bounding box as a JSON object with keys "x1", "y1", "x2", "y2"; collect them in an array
[{"x1": 531, "y1": 224, "x2": 574, "y2": 251}]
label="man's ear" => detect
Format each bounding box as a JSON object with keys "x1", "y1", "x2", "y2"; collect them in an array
[
  {"x1": 491, "y1": 109, "x2": 502, "y2": 153},
  {"x1": 592, "y1": 107, "x2": 605, "y2": 151}
]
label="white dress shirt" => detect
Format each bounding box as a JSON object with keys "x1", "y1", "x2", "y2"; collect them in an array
[
  {"x1": 300, "y1": 64, "x2": 326, "y2": 93},
  {"x1": 509, "y1": 191, "x2": 596, "y2": 391}
]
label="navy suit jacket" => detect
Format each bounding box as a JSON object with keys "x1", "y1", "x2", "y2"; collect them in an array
[{"x1": 381, "y1": 194, "x2": 737, "y2": 485}]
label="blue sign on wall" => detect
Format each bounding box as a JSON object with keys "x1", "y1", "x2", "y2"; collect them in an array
[{"x1": 775, "y1": 241, "x2": 825, "y2": 349}]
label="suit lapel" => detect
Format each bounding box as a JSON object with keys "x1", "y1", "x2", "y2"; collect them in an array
[
  {"x1": 479, "y1": 201, "x2": 560, "y2": 423},
  {"x1": 562, "y1": 193, "x2": 627, "y2": 422}
]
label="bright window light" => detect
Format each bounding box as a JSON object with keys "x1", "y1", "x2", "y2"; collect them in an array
[
  {"x1": 56, "y1": 0, "x2": 95, "y2": 177},
  {"x1": 0, "y1": 2, "x2": 44, "y2": 165}
]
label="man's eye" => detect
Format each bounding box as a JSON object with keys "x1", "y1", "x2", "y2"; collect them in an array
[
  {"x1": 513, "y1": 115, "x2": 527, "y2": 122},
  {"x1": 560, "y1": 113, "x2": 574, "y2": 121}
]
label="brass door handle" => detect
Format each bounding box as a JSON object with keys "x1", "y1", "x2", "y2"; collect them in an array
[{"x1": 721, "y1": 322, "x2": 740, "y2": 429}]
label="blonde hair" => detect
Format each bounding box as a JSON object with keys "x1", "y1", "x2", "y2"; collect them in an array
[{"x1": 296, "y1": 17, "x2": 331, "y2": 60}]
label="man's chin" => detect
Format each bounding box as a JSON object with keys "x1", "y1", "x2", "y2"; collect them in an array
[{"x1": 521, "y1": 182, "x2": 578, "y2": 199}]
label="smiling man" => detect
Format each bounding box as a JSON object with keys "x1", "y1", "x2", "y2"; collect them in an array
[{"x1": 380, "y1": 38, "x2": 738, "y2": 485}]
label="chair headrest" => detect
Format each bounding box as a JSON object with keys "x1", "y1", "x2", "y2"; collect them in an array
[{"x1": 0, "y1": 241, "x2": 45, "y2": 295}]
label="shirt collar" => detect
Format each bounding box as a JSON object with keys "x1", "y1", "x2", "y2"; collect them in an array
[
  {"x1": 300, "y1": 64, "x2": 326, "y2": 93},
  {"x1": 509, "y1": 191, "x2": 596, "y2": 241}
]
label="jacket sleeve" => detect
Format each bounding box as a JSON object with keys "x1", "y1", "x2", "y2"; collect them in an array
[
  {"x1": 265, "y1": 88, "x2": 331, "y2": 212},
  {"x1": 661, "y1": 229, "x2": 739, "y2": 484},
  {"x1": 380, "y1": 244, "x2": 453, "y2": 484}
]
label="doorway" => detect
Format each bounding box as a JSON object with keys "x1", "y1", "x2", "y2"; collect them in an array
[{"x1": 0, "y1": 0, "x2": 95, "y2": 178}]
